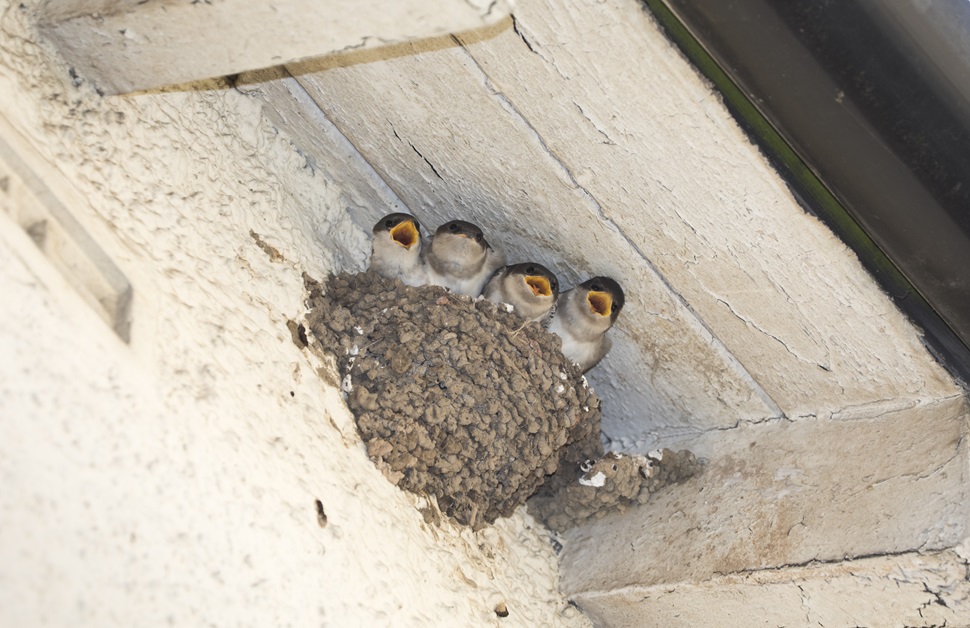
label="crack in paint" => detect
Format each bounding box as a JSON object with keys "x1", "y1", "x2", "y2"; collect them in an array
[
  {"x1": 485, "y1": 0, "x2": 499, "y2": 18},
  {"x1": 510, "y1": 14, "x2": 538, "y2": 55},
  {"x1": 714, "y1": 295, "x2": 825, "y2": 369},
  {"x1": 408, "y1": 141, "x2": 443, "y2": 180},
  {"x1": 716, "y1": 547, "x2": 929, "y2": 577},
  {"x1": 919, "y1": 582, "x2": 951, "y2": 621},
  {"x1": 573, "y1": 101, "x2": 617, "y2": 146}
]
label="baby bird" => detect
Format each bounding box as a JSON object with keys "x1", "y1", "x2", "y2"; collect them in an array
[
  {"x1": 424, "y1": 219, "x2": 505, "y2": 297},
  {"x1": 369, "y1": 213, "x2": 426, "y2": 287},
  {"x1": 483, "y1": 262, "x2": 560, "y2": 323},
  {"x1": 547, "y1": 276, "x2": 625, "y2": 372}
]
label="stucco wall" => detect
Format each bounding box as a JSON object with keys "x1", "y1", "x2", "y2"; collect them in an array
[
  {"x1": 4, "y1": 0, "x2": 970, "y2": 624},
  {"x1": 0, "y1": 2, "x2": 588, "y2": 625}
]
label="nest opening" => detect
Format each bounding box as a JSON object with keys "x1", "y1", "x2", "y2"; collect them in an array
[
  {"x1": 525, "y1": 275, "x2": 552, "y2": 297},
  {"x1": 390, "y1": 221, "x2": 418, "y2": 249},
  {"x1": 587, "y1": 291, "x2": 612, "y2": 317}
]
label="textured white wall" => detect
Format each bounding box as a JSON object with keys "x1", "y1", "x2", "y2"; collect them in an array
[
  {"x1": 0, "y1": 2, "x2": 587, "y2": 626},
  {"x1": 5, "y1": 0, "x2": 969, "y2": 624}
]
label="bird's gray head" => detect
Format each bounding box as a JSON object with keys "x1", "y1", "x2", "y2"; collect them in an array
[
  {"x1": 430, "y1": 220, "x2": 491, "y2": 265},
  {"x1": 436, "y1": 220, "x2": 490, "y2": 246}
]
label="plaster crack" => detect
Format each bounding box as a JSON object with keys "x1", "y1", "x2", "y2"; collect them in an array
[
  {"x1": 796, "y1": 583, "x2": 812, "y2": 626},
  {"x1": 671, "y1": 207, "x2": 698, "y2": 236},
  {"x1": 867, "y1": 438, "x2": 964, "y2": 492},
  {"x1": 510, "y1": 14, "x2": 538, "y2": 54},
  {"x1": 335, "y1": 35, "x2": 390, "y2": 54},
  {"x1": 727, "y1": 547, "x2": 937, "y2": 576},
  {"x1": 477, "y1": 18, "x2": 568, "y2": 82},
  {"x1": 451, "y1": 37, "x2": 607, "y2": 221},
  {"x1": 714, "y1": 296, "x2": 824, "y2": 369},
  {"x1": 923, "y1": 582, "x2": 951, "y2": 609},
  {"x1": 573, "y1": 101, "x2": 616, "y2": 145},
  {"x1": 917, "y1": 583, "x2": 952, "y2": 626},
  {"x1": 706, "y1": 413, "x2": 791, "y2": 433},
  {"x1": 408, "y1": 142, "x2": 443, "y2": 180},
  {"x1": 776, "y1": 281, "x2": 832, "y2": 369}
]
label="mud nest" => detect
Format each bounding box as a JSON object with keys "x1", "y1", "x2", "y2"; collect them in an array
[
  {"x1": 304, "y1": 271, "x2": 602, "y2": 528},
  {"x1": 527, "y1": 448, "x2": 703, "y2": 532},
  {"x1": 302, "y1": 271, "x2": 703, "y2": 530}
]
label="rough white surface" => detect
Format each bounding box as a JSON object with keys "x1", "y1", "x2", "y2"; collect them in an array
[
  {"x1": 233, "y1": 68, "x2": 410, "y2": 236},
  {"x1": 6, "y1": 0, "x2": 968, "y2": 623},
  {"x1": 574, "y1": 547, "x2": 970, "y2": 628},
  {"x1": 0, "y1": 2, "x2": 587, "y2": 626},
  {"x1": 281, "y1": 0, "x2": 957, "y2": 448},
  {"x1": 38, "y1": 0, "x2": 514, "y2": 94}
]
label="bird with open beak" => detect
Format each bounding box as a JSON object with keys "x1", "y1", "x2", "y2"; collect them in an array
[
  {"x1": 483, "y1": 262, "x2": 560, "y2": 323},
  {"x1": 368, "y1": 213, "x2": 427, "y2": 287},
  {"x1": 547, "y1": 276, "x2": 624, "y2": 372}
]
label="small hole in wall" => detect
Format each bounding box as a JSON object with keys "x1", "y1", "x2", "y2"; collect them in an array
[
  {"x1": 550, "y1": 537, "x2": 563, "y2": 554},
  {"x1": 289, "y1": 391, "x2": 295, "y2": 397},
  {"x1": 315, "y1": 499, "x2": 328, "y2": 528},
  {"x1": 494, "y1": 602, "x2": 509, "y2": 618},
  {"x1": 287, "y1": 320, "x2": 308, "y2": 349}
]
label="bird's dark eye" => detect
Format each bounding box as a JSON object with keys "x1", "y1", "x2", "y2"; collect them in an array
[
  {"x1": 475, "y1": 233, "x2": 483, "y2": 242},
  {"x1": 611, "y1": 303, "x2": 616, "y2": 312},
  {"x1": 591, "y1": 283, "x2": 602, "y2": 292},
  {"x1": 448, "y1": 223, "x2": 460, "y2": 233},
  {"x1": 526, "y1": 266, "x2": 536, "y2": 274},
  {"x1": 386, "y1": 220, "x2": 396, "y2": 229}
]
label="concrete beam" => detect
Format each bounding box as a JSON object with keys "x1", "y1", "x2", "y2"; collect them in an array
[
  {"x1": 561, "y1": 396, "x2": 970, "y2": 624},
  {"x1": 35, "y1": 0, "x2": 513, "y2": 94}
]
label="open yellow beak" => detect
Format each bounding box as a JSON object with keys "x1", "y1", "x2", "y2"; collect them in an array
[
  {"x1": 390, "y1": 220, "x2": 419, "y2": 249},
  {"x1": 587, "y1": 290, "x2": 612, "y2": 317},
  {"x1": 525, "y1": 275, "x2": 552, "y2": 297}
]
